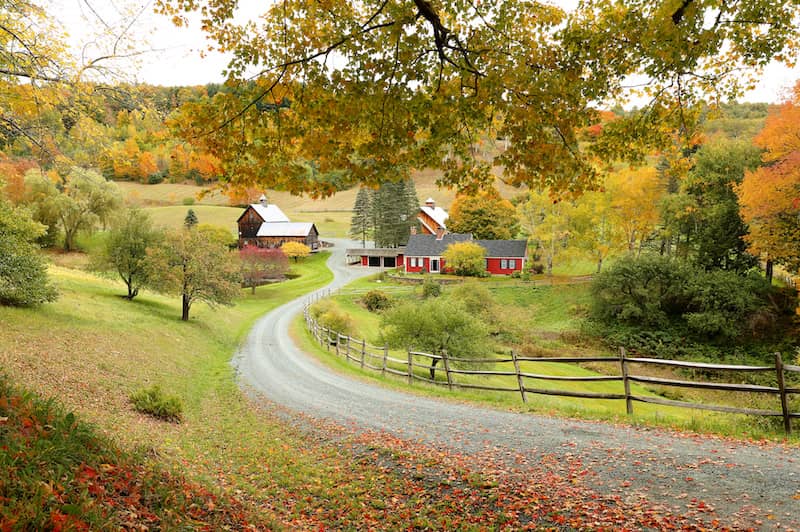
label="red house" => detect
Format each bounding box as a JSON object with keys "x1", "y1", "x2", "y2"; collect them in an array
[{"x1": 403, "y1": 233, "x2": 527, "y2": 275}]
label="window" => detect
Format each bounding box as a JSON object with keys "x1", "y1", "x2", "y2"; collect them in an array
[
  {"x1": 409, "y1": 257, "x2": 417, "y2": 268},
  {"x1": 508, "y1": 259, "x2": 516, "y2": 269},
  {"x1": 501, "y1": 259, "x2": 508, "y2": 269}
]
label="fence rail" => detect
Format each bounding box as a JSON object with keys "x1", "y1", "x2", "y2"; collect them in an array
[{"x1": 303, "y1": 301, "x2": 800, "y2": 434}]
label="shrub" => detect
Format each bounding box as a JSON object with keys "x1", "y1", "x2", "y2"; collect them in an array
[
  {"x1": 147, "y1": 172, "x2": 164, "y2": 184},
  {"x1": 362, "y1": 290, "x2": 392, "y2": 312},
  {"x1": 130, "y1": 385, "x2": 183, "y2": 422},
  {"x1": 421, "y1": 276, "x2": 441, "y2": 298},
  {"x1": 530, "y1": 263, "x2": 545, "y2": 274},
  {"x1": 182, "y1": 197, "x2": 196, "y2": 206},
  {"x1": 320, "y1": 308, "x2": 354, "y2": 336},
  {"x1": 589, "y1": 254, "x2": 794, "y2": 346},
  {"x1": 441, "y1": 241, "x2": 486, "y2": 276}
]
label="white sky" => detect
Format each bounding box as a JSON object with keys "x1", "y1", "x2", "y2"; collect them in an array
[{"x1": 52, "y1": 0, "x2": 799, "y2": 103}]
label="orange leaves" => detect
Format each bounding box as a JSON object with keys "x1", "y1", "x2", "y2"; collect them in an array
[{"x1": 736, "y1": 79, "x2": 800, "y2": 268}]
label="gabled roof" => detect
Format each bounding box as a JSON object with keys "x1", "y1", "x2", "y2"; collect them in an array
[
  {"x1": 475, "y1": 239, "x2": 527, "y2": 258},
  {"x1": 419, "y1": 205, "x2": 448, "y2": 229},
  {"x1": 405, "y1": 233, "x2": 473, "y2": 256},
  {"x1": 406, "y1": 233, "x2": 527, "y2": 258},
  {"x1": 257, "y1": 222, "x2": 316, "y2": 237},
  {"x1": 237, "y1": 203, "x2": 290, "y2": 223}
]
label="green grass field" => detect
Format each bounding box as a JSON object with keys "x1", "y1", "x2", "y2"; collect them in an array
[{"x1": 297, "y1": 274, "x2": 798, "y2": 439}]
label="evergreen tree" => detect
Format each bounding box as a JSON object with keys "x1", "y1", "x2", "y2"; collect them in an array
[
  {"x1": 184, "y1": 208, "x2": 198, "y2": 229},
  {"x1": 372, "y1": 180, "x2": 418, "y2": 248},
  {"x1": 349, "y1": 187, "x2": 372, "y2": 247}
]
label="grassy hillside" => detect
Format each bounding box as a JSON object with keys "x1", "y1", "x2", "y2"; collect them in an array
[{"x1": 2, "y1": 256, "x2": 687, "y2": 529}]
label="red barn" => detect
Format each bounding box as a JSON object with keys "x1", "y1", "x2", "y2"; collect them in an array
[
  {"x1": 417, "y1": 197, "x2": 449, "y2": 235},
  {"x1": 403, "y1": 233, "x2": 527, "y2": 275}
]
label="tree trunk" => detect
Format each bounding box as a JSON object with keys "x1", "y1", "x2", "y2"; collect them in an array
[
  {"x1": 182, "y1": 294, "x2": 191, "y2": 321},
  {"x1": 766, "y1": 259, "x2": 774, "y2": 284},
  {"x1": 596, "y1": 256, "x2": 603, "y2": 274},
  {"x1": 429, "y1": 357, "x2": 439, "y2": 380}
]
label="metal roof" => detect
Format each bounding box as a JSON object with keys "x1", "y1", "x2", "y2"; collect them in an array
[
  {"x1": 256, "y1": 222, "x2": 316, "y2": 237},
  {"x1": 419, "y1": 205, "x2": 448, "y2": 228},
  {"x1": 251, "y1": 203, "x2": 290, "y2": 223}
]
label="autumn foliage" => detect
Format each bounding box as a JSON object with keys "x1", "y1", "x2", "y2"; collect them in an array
[{"x1": 737, "y1": 81, "x2": 800, "y2": 272}]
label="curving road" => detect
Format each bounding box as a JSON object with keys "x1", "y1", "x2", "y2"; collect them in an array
[{"x1": 234, "y1": 239, "x2": 800, "y2": 529}]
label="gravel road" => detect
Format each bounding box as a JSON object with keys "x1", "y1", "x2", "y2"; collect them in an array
[{"x1": 234, "y1": 239, "x2": 800, "y2": 529}]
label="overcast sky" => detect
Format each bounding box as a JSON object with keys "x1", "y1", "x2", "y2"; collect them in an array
[{"x1": 55, "y1": 0, "x2": 798, "y2": 103}]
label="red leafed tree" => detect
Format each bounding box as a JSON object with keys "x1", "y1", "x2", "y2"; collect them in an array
[
  {"x1": 736, "y1": 80, "x2": 800, "y2": 281},
  {"x1": 240, "y1": 246, "x2": 289, "y2": 293}
]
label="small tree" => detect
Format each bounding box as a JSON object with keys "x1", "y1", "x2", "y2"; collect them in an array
[
  {"x1": 240, "y1": 246, "x2": 289, "y2": 293},
  {"x1": 184, "y1": 208, "x2": 198, "y2": 229},
  {"x1": 145, "y1": 226, "x2": 240, "y2": 321},
  {"x1": 381, "y1": 299, "x2": 489, "y2": 379},
  {"x1": 442, "y1": 241, "x2": 486, "y2": 277},
  {"x1": 0, "y1": 199, "x2": 58, "y2": 306},
  {"x1": 281, "y1": 241, "x2": 311, "y2": 262},
  {"x1": 91, "y1": 208, "x2": 163, "y2": 299}
]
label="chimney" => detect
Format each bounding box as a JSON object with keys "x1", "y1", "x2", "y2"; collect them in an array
[
  {"x1": 259, "y1": 194, "x2": 268, "y2": 207},
  {"x1": 435, "y1": 228, "x2": 445, "y2": 240},
  {"x1": 425, "y1": 197, "x2": 436, "y2": 208}
]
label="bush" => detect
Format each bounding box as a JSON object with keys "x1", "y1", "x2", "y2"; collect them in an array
[
  {"x1": 320, "y1": 309, "x2": 354, "y2": 336},
  {"x1": 130, "y1": 385, "x2": 183, "y2": 422},
  {"x1": 362, "y1": 290, "x2": 392, "y2": 312},
  {"x1": 182, "y1": 197, "x2": 196, "y2": 206},
  {"x1": 530, "y1": 263, "x2": 545, "y2": 274},
  {"x1": 147, "y1": 173, "x2": 164, "y2": 184},
  {"x1": 421, "y1": 276, "x2": 441, "y2": 298},
  {"x1": 589, "y1": 254, "x2": 794, "y2": 346}
]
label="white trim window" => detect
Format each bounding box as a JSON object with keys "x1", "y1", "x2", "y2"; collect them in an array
[
  {"x1": 501, "y1": 259, "x2": 508, "y2": 269},
  {"x1": 508, "y1": 259, "x2": 516, "y2": 269}
]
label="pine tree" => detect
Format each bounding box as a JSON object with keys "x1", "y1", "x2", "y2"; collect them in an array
[
  {"x1": 184, "y1": 208, "x2": 198, "y2": 229},
  {"x1": 349, "y1": 187, "x2": 372, "y2": 247},
  {"x1": 372, "y1": 180, "x2": 418, "y2": 247}
]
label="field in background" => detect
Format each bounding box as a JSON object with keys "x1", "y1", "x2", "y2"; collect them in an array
[{"x1": 117, "y1": 169, "x2": 526, "y2": 240}]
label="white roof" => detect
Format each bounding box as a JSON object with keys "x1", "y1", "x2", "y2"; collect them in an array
[
  {"x1": 257, "y1": 222, "x2": 315, "y2": 237},
  {"x1": 420, "y1": 205, "x2": 448, "y2": 228},
  {"x1": 251, "y1": 203, "x2": 290, "y2": 223}
]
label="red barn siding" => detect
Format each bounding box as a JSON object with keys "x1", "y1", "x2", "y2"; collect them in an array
[{"x1": 486, "y1": 257, "x2": 524, "y2": 275}]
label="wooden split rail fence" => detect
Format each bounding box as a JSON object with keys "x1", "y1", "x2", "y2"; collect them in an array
[{"x1": 303, "y1": 297, "x2": 800, "y2": 434}]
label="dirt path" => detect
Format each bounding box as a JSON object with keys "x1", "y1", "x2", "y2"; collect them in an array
[{"x1": 234, "y1": 240, "x2": 800, "y2": 530}]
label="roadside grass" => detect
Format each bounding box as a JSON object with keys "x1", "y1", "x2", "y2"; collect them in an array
[{"x1": 298, "y1": 274, "x2": 799, "y2": 441}]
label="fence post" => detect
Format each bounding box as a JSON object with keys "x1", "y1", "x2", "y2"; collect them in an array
[
  {"x1": 361, "y1": 339, "x2": 366, "y2": 369},
  {"x1": 344, "y1": 334, "x2": 351, "y2": 361},
  {"x1": 382, "y1": 345, "x2": 388, "y2": 376},
  {"x1": 775, "y1": 352, "x2": 792, "y2": 435},
  {"x1": 407, "y1": 349, "x2": 413, "y2": 385},
  {"x1": 511, "y1": 350, "x2": 527, "y2": 404},
  {"x1": 325, "y1": 327, "x2": 331, "y2": 352},
  {"x1": 441, "y1": 350, "x2": 453, "y2": 391},
  {"x1": 335, "y1": 332, "x2": 340, "y2": 357},
  {"x1": 619, "y1": 347, "x2": 633, "y2": 415}
]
